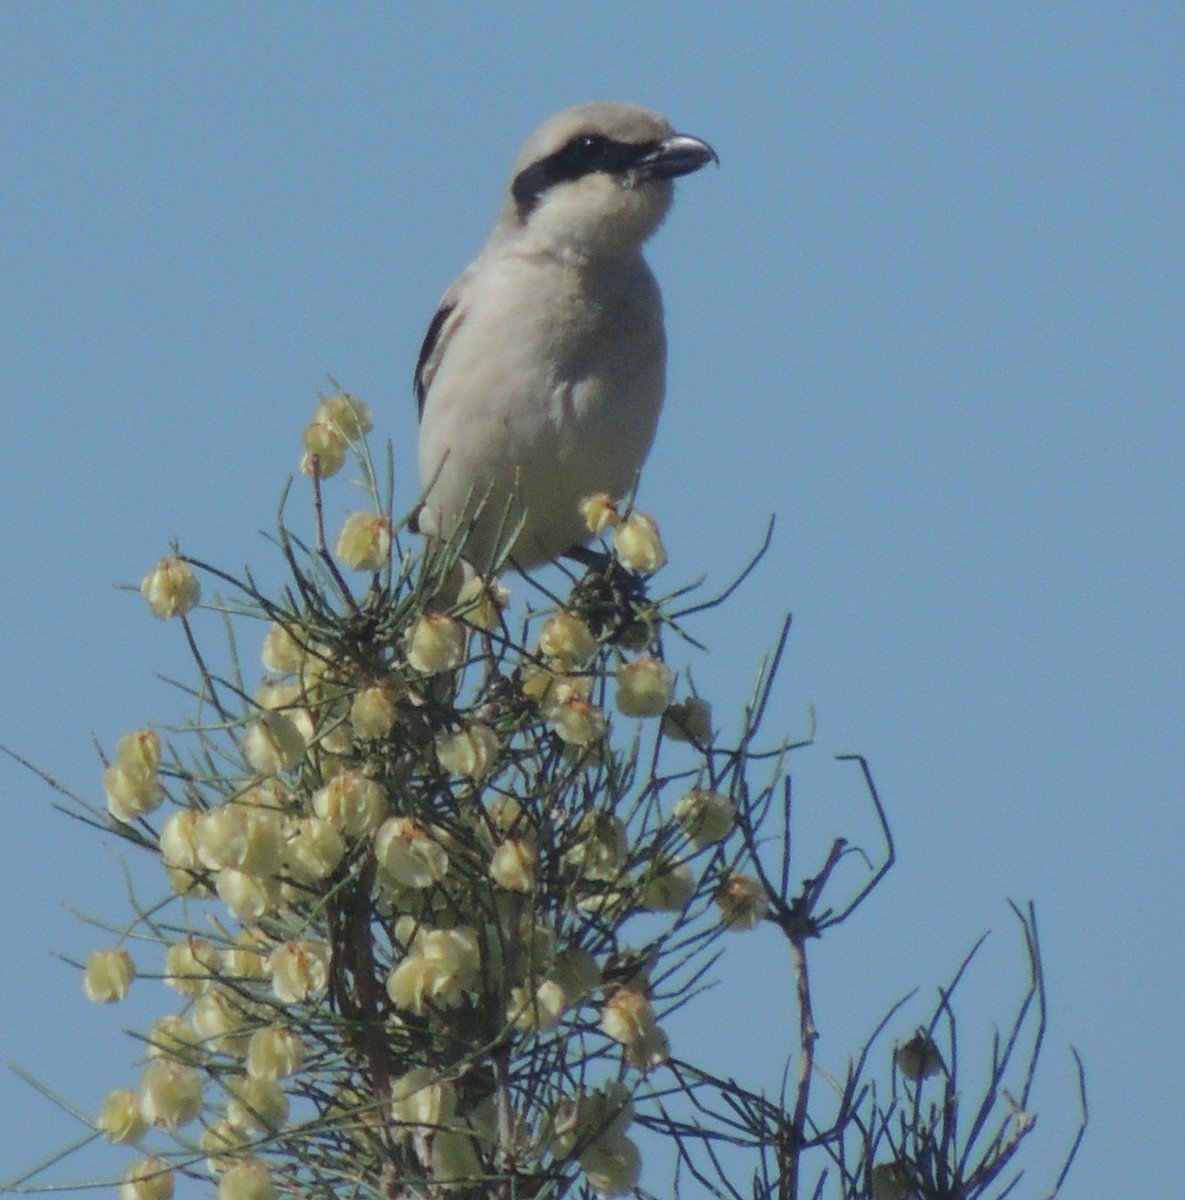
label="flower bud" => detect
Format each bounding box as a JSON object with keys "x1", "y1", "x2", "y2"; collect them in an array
[
  {"x1": 406, "y1": 611, "x2": 465, "y2": 674},
  {"x1": 539, "y1": 609, "x2": 598, "y2": 666},
  {"x1": 349, "y1": 682, "x2": 401, "y2": 739},
  {"x1": 490, "y1": 837, "x2": 537, "y2": 893},
  {"x1": 139, "y1": 1059, "x2": 203, "y2": 1129},
  {"x1": 315, "y1": 391, "x2": 373, "y2": 441},
  {"x1": 600, "y1": 989, "x2": 660, "y2": 1051},
  {"x1": 435, "y1": 722, "x2": 498, "y2": 778},
  {"x1": 715, "y1": 874, "x2": 767, "y2": 930},
  {"x1": 614, "y1": 656, "x2": 673, "y2": 718},
  {"x1": 580, "y1": 493, "x2": 622, "y2": 536},
  {"x1": 98, "y1": 1087, "x2": 149, "y2": 1144},
  {"x1": 661, "y1": 696, "x2": 714, "y2": 743},
  {"x1": 197, "y1": 803, "x2": 285, "y2": 876},
  {"x1": 119, "y1": 1157, "x2": 175, "y2": 1200},
  {"x1": 674, "y1": 788, "x2": 735, "y2": 848},
  {"x1": 217, "y1": 1158, "x2": 278, "y2": 1200},
  {"x1": 267, "y1": 939, "x2": 330, "y2": 1003},
  {"x1": 247, "y1": 1026, "x2": 305, "y2": 1080},
  {"x1": 242, "y1": 711, "x2": 305, "y2": 774},
  {"x1": 116, "y1": 728, "x2": 161, "y2": 776},
  {"x1": 612, "y1": 512, "x2": 666, "y2": 574},
  {"x1": 159, "y1": 809, "x2": 201, "y2": 873},
  {"x1": 192, "y1": 987, "x2": 254, "y2": 1055},
  {"x1": 300, "y1": 420, "x2": 347, "y2": 478},
  {"x1": 335, "y1": 511, "x2": 391, "y2": 571},
  {"x1": 374, "y1": 817, "x2": 449, "y2": 889},
  {"x1": 141, "y1": 556, "x2": 200, "y2": 619},
  {"x1": 226, "y1": 1075, "x2": 289, "y2": 1133},
  {"x1": 895, "y1": 1032, "x2": 945, "y2": 1081},
  {"x1": 312, "y1": 770, "x2": 388, "y2": 836},
  {"x1": 84, "y1": 947, "x2": 135, "y2": 1003}
]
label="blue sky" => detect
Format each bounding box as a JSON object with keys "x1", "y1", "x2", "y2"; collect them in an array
[{"x1": 2, "y1": 4, "x2": 1181, "y2": 1196}]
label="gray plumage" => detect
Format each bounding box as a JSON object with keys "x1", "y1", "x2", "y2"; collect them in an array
[{"x1": 415, "y1": 102, "x2": 715, "y2": 570}]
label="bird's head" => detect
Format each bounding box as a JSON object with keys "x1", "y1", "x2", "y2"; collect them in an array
[{"x1": 494, "y1": 102, "x2": 716, "y2": 260}]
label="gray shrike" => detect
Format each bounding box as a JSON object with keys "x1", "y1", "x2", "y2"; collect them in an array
[{"x1": 413, "y1": 102, "x2": 716, "y2": 571}]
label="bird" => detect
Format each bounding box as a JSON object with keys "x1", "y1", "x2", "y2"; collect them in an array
[{"x1": 413, "y1": 102, "x2": 716, "y2": 572}]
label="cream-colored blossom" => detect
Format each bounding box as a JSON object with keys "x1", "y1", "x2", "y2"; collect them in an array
[
  {"x1": 674, "y1": 788, "x2": 736, "y2": 848},
  {"x1": 282, "y1": 815, "x2": 346, "y2": 885},
  {"x1": 164, "y1": 937, "x2": 219, "y2": 997},
  {"x1": 715, "y1": 873, "x2": 767, "y2": 931},
  {"x1": 141, "y1": 556, "x2": 200, "y2": 619},
  {"x1": 97, "y1": 1087, "x2": 149, "y2": 1144},
  {"x1": 300, "y1": 420, "x2": 347, "y2": 477},
  {"x1": 247, "y1": 1026, "x2": 305, "y2": 1080},
  {"x1": 490, "y1": 837, "x2": 537, "y2": 893},
  {"x1": 349, "y1": 682, "x2": 401, "y2": 738},
  {"x1": 216, "y1": 868, "x2": 280, "y2": 922},
  {"x1": 201, "y1": 1118, "x2": 249, "y2": 1175},
  {"x1": 145, "y1": 1014, "x2": 203, "y2": 1062},
  {"x1": 197, "y1": 803, "x2": 285, "y2": 876},
  {"x1": 435, "y1": 722, "x2": 498, "y2": 778},
  {"x1": 455, "y1": 573, "x2": 510, "y2": 632},
  {"x1": 580, "y1": 1132, "x2": 642, "y2": 1198},
  {"x1": 508, "y1": 978, "x2": 566, "y2": 1032},
  {"x1": 315, "y1": 390, "x2": 373, "y2": 441},
  {"x1": 192, "y1": 987, "x2": 254, "y2": 1056},
  {"x1": 217, "y1": 1157, "x2": 278, "y2": 1200},
  {"x1": 391, "y1": 1066, "x2": 457, "y2": 1130},
  {"x1": 335, "y1": 511, "x2": 392, "y2": 571},
  {"x1": 539, "y1": 609, "x2": 598, "y2": 666},
  {"x1": 601, "y1": 989, "x2": 670, "y2": 1069},
  {"x1": 374, "y1": 817, "x2": 450, "y2": 889},
  {"x1": 103, "y1": 762, "x2": 165, "y2": 823},
  {"x1": 612, "y1": 512, "x2": 666, "y2": 574},
  {"x1": 242, "y1": 710, "x2": 305, "y2": 774},
  {"x1": 579, "y1": 493, "x2": 622, "y2": 536},
  {"x1": 226, "y1": 1075, "x2": 289, "y2": 1132},
  {"x1": 159, "y1": 809, "x2": 201, "y2": 873},
  {"x1": 386, "y1": 927, "x2": 480, "y2": 1015},
  {"x1": 267, "y1": 939, "x2": 330, "y2": 1003},
  {"x1": 549, "y1": 696, "x2": 608, "y2": 747},
  {"x1": 614, "y1": 656, "x2": 674, "y2": 718},
  {"x1": 139, "y1": 1059, "x2": 203, "y2": 1129},
  {"x1": 260, "y1": 621, "x2": 307, "y2": 674},
  {"x1": 84, "y1": 947, "x2": 135, "y2": 1003},
  {"x1": 312, "y1": 770, "x2": 388, "y2": 836},
  {"x1": 119, "y1": 1157, "x2": 175, "y2": 1200},
  {"x1": 406, "y1": 611, "x2": 466, "y2": 674}
]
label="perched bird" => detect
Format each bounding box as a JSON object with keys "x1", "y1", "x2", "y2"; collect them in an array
[{"x1": 413, "y1": 102, "x2": 716, "y2": 571}]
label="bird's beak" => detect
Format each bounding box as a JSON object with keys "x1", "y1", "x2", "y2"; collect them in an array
[{"x1": 634, "y1": 134, "x2": 718, "y2": 180}]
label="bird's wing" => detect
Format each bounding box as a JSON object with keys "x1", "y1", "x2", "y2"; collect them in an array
[{"x1": 414, "y1": 272, "x2": 473, "y2": 421}]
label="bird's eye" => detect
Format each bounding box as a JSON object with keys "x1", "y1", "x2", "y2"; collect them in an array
[{"x1": 571, "y1": 134, "x2": 610, "y2": 168}]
